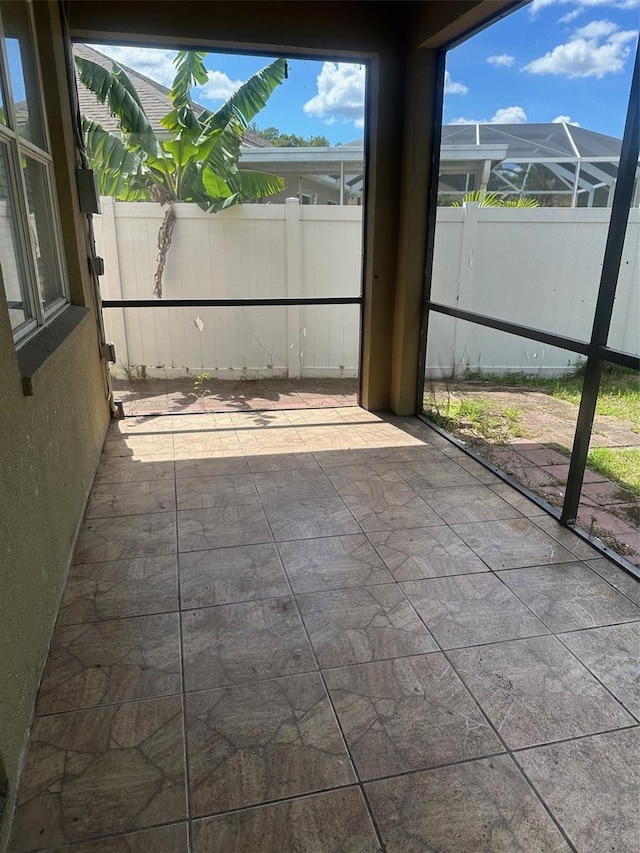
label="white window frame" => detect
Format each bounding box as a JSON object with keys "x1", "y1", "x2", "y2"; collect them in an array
[{"x1": 0, "y1": 0, "x2": 68, "y2": 345}]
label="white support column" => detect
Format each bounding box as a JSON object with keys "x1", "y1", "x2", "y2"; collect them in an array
[
  {"x1": 572, "y1": 159, "x2": 581, "y2": 207},
  {"x1": 285, "y1": 197, "x2": 302, "y2": 379},
  {"x1": 340, "y1": 160, "x2": 345, "y2": 205}
]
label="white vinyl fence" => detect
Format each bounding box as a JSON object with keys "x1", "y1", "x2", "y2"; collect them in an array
[
  {"x1": 95, "y1": 197, "x2": 363, "y2": 379},
  {"x1": 427, "y1": 205, "x2": 639, "y2": 377},
  {"x1": 93, "y1": 199, "x2": 639, "y2": 380}
]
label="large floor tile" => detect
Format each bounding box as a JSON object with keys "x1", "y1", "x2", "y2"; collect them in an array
[
  {"x1": 449, "y1": 635, "x2": 634, "y2": 749},
  {"x1": 58, "y1": 823, "x2": 189, "y2": 852},
  {"x1": 278, "y1": 534, "x2": 392, "y2": 592},
  {"x1": 336, "y1": 480, "x2": 414, "y2": 505},
  {"x1": 192, "y1": 788, "x2": 380, "y2": 853},
  {"x1": 181, "y1": 597, "x2": 316, "y2": 690},
  {"x1": 185, "y1": 673, "x2": 355, "y2": 816},
  {"x1": 367, "y1": 526, "x2": 488, "y2": 580},
  {"x1": 312, "y1": 447, "x2": 395, "y2": 468},
  {"x1": 253, "y1": 468, "x2": 337, "y2": 503},
  {"x1": 323, "y1": 463, "x2": 409, "y2": 496},
  {"x1": 36, "y1": 613, "x2": 181, "y2": 714},
  {"x1": 75, "y1": 513, "x2": 177, "y2": 563},
  {"x1": 488, "y1": 482, "x2": 547, "y2": 517},
  {"x1": 454, "y1": 456, "x2": 504, "y2": 485},
  {"x1": 419, "y1": 485, "x2": 521, "y2": 524},
  {"x1": 498, "y1": 562, "x2": 640, "y2": 632},
  {"x1": 452, "y1": 518, "x2": 575, "y2": 570},
  {"x1": 585, "y1": 558, "x2": 640, "y2": 606},
  {"x1": 295, "y1": 428, "x2": 369, "y2": 452},
  {"x1": 264, "y1": 497, "x2": 360, "y2": 541},
  {"x1": 393, "y1": 460, "x2": 478, "y2": 489},
  {"x1": 515, "y1": 728, "x2": 640, "y2": 853},
  {"x1": 94, "y1": 455, "x2": 175, "y2": 485},
  {"x1": 173, "y1": 433, "x2": 240, "y2": 458},
  {"x1": 174, "y1": 455, "x2": 249, "y2": 479},
  {"x1": 177, "y1": 505, "x2": 272, "y2": 551},
  {"x1": 9, "y1": 697, "x2": 186, "y2": 851},
  {"x1": 530, "y1": 515, "x2": 602, "y2": 560},
  {"x1": 401, "y1": 574, "x2": 548, "y2": 649},
  {"x1": 365, "y1": 754, "x2": 569, "y2": 852},
  {"x1": 102, "y1": 433, "x2": 174, "y2": 459},
  {"x1": 560, "y1": 621, "x2": 640, "y2": 718},
  {"x1": 57, "y1": 555, "x2": 178, "y2": 625},
  {"x1": 176, "y1": 474, "x2": 258, "y2": 510},
  {"x1": 324, "y1": 654, "x2": 502, "y2": 779},
  {"x1": 86, "y1": 480, "x2": 176, "y2": 519},
  {"x1": 245, "y1": 451, "x2": 319, "y2": 473},
  {"x1": 179, "y1": 543, "x2": 289, "y2": 608},
  {"x1": 297, "y1": 585, "x2": 436, "y2": 667},
  {"x1": 342, "y1": 492, "x2": 441, "y2": 532}
]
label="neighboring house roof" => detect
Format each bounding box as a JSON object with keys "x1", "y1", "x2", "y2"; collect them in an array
[{"x1": 73, "y1": 43, "x2": 271, "y2": 148}]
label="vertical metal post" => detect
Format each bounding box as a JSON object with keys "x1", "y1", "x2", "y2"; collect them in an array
[
  {"x1": 340, "y1": 160, "x2": 345, "y2": 205},
  {"x1": 416, "y1": 49, "x2": 447, "y2": 413},
  {"x1": 561, "y1": 45, "x2": 639, "y2": 524}
]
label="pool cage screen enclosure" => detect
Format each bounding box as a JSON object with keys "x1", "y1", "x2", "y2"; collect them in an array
[{"x1": 419, "y1": 42, "x2": 640, "y2": 581}]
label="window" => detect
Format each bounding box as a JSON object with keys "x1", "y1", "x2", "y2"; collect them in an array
[{"x1": 0, "y1": 1, "x2": 67, "y2": 342}]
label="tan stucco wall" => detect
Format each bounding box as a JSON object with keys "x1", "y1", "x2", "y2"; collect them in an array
[
  {"x1": 0, "y1": 3, "x2": 111, "y2": 848},
  {"x1": 0, "y1": 299, "x2": 109, "y2": 851}
]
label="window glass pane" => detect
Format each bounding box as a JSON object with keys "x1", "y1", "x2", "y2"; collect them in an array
[
  {"x1": 22, "y1": 155, "x2": 64, "y2": 312},
  {"x1": 2, "y1": 1, "x2": 45, "y2": 149},
  {"x1": 0, "y1": 141, "x2": 32, "y2": 330}
]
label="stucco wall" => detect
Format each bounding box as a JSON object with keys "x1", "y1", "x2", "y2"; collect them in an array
[{"x1": 0, "y1": 294, "x2": 110, "y2": 849}]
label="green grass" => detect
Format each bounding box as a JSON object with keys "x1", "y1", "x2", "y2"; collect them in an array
[
  {"x1": 464, "y1": 365, "x2": 639, "y2": 433},
  {"x1": 587, "y1": 447, "x2": 640, "y2": 497},
  {"x1": 426, "y1": 396, "x2": 526, "y2": 443}
]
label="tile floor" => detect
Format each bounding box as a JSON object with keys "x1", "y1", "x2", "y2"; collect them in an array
[{"x1": 8, "y1": 409, "x2": 640, "y2": 852}]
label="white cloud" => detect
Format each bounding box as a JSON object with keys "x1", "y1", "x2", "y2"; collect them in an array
[
  {"x1": 531, "y1": 0, "x2": 640, "y2": 15},
  {"x1": 552, "y1": 114, "x2": 581, "y2": 124},
  {"x1": 487, "y1": 54, "x2": 516, "y2": 67},
  {"x1": 303, "y1": 62, "x2": 365, "y2": 127},
  {"x1": 449, "y1": 105, "x2": 528, "y2": 125},
  {"x1": 491, "y1": 106, "x2": 528, "y2": 123},
  {"x1": 524, "y1": 20, "x2": 638, "y2": 77},
  {"x1": 575, "y1": 18, "x2": 619, "y2": 36},
  {"x1": 196, "y1": 70, "x2": 243, "y2": 102},
  {"x1": 89, "y1": 44, "x2": 177, "y2": 87},
  {"x1": 559, "y1": 8, "x2": 584, "y2": 23},
  {"x1": 444, "y1": 70, "x2": 469, "y2": 94}
]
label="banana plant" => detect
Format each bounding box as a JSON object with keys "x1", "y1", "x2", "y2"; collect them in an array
[
  {"x1": 75, "y1": 51, "x2": 286, "y2": 296},
  {"x1": 452, "y1": 190, "x2": 539, "y2": 208}
]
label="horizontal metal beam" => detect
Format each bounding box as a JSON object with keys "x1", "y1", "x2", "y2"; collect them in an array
[
  {"x1": 425, "y1": 301, "x2": 591, "y2": 356},
  {"x1": 101, "y1": 297, "x2": 362, "y2": 308},
  {"x1": 599, "y1": 346, "x2": 640, "y2": 372}
]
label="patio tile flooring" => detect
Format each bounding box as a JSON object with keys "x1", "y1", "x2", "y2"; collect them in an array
[{"x1": 9, "y1": 409, "x2": 640, "y2": 852}]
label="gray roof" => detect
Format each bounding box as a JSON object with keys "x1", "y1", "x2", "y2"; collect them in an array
[
  {"x1": 322, "y1": 124, "x2": 622, "y2": 161},
  {"x1": 73, "y1": 43, "x2": 270, "y2": 148},
  {"x1": 441, "y1": 123, "x2": 621, "y2": 160}
]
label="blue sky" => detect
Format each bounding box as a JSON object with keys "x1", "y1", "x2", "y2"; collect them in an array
[{"x1": 89, "y1": 0, "x2": 638, "y2": 144}]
